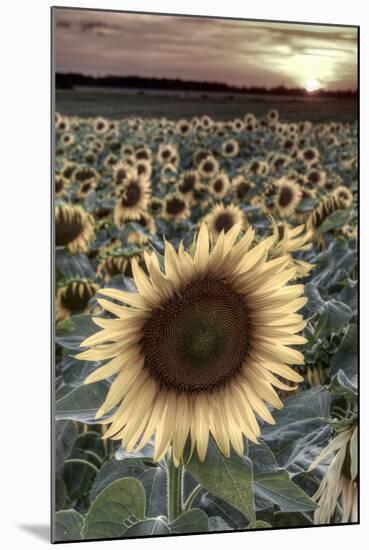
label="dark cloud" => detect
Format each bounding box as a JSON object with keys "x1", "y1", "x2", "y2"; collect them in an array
[{"x1": 54, "y1": 8, "x2": 357, "y2": 90}]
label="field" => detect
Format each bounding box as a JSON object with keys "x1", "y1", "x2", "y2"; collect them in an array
[
  {"x1": 56, "y1": 88, "x2": 357, "y2": 122},
  {"x1": 54, "y1": 105, "x2": 358, "y2": 542}
]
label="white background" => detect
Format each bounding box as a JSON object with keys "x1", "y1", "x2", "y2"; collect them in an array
[{"x1": 1, "y1": 0, "x2": 367, "y2": 547}]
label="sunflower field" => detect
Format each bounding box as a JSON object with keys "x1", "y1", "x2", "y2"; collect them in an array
[{"x1": 53, "y1": 109, "x2": 358, "y2": 542}]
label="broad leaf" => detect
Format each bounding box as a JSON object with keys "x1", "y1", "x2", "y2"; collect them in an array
[
  {"x1": 185, "y1": 438, "x2": 255, "y2": 523},
  {"x1": 124, "y1": 518, "x2": 170, "y2": 537},
  {"x1": 55, "y1": 382, "x2": 108, "y2": 423},
  {"x1": 82, "y1": 478, "x2": 146, "y2": 539},
  {"x1": 54, "y1": 509, "x2": 84, "y2": 542},
  {"x1": 170, "y1": 509, "x2": 209, "y2": 534}
]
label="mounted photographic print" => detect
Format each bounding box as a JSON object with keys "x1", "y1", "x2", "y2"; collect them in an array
[{"x1": 52, "y1": 6, "x2": 359, "y2": 543}]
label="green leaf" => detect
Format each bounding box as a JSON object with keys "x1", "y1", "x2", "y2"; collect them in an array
[
  {"x1": 208, "y1": 516, "x2": 232, "y2": 531},
  {"x1": 54, "y1": 509, "x2": 84, "y2": 542},
  {"x1": 55, "y1": 314, "x2": 98, "y2": 350},
  {"x1": 248, "y1": 520, "x2": 272, "y2": 529},
  {"x1": 170, "y1": 509, "x2": 209, "y2": 534},
  {"x1": 55, "y1": 475, "x2": 68, "y2": 511},
  {"x1": 185, "y1": 438, "x2": 255, "y2": 523},
  {"x1": 82, "y1": 478, "x2": 146, "y2": 539},
  {"x1": 55, "y1": 382, "x2": 108, "y2": 424},
  {"x1": 253, "y1": 470, "x2": 318, "y2": 512},
  {"x1": 330, "y1": 369, "x2": 357, "y2": 402},
  {"x1": 316, "y1": 208, "x2": 353, "y2": 234},
  {"x1": 331, "y1": 324, "x2": 357, "y2": 379},
  {"x1": 124, "y1": 518, "x2": 170, "y2": 537},
  {"x1": 55, "y1": 419, "x2": 78, "y2": 474}
]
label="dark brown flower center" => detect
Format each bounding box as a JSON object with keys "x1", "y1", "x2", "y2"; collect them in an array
[
  {"x1": 214, "y1": 212, "x2": 235, "y2": 234},
  {"x1": 56, "y1": 210, "x2": 84, "y2": 246},
  {"x1": 142, "y1": 279, "x2": 250, "y2": 393},
  {"x1": 203, "y1": 161, "x2": 214, "y2": 173},
  {"x1": 278, "y1": 186, "x2": 294, "y2": 207},
  {"x1": 213, "y1": 179, "x2": 224, "y2": 193},
  {"x1": 236, "y1": 181, "x2": 251, "y2": 199},
  {"x1": 122, "y1": 181, "x2": 141, "y2": 207},
  {"x1": 179, "y1": 175, "x2": 196, "y2": 193},
  {"x1": 308, "y1": 171, "x2": 320, "y2": 184},
  {"x1": 167, "y1": 197, "x2": 185, "y2": 215},
  {"x1": 304, "y1": 149, "x2": 315, "y2": 160}
]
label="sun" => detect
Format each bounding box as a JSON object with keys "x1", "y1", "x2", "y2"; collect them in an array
[{"x1": 304, "y1": 79, "x2": 321, "y2": 92}]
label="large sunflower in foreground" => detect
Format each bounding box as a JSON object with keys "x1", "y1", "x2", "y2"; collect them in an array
[{"x1": 77, "y1": 223, "x2": 306, "y2": 465}]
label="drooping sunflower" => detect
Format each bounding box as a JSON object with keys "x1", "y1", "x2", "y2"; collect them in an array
[
  {"x1": 55, "y1": 205, "x2": 95, "y2": 253},
  {"x1": 273, "y1": 178, "x2": 302, "y2": 217},
  {"x1": 163, "y1": 193, "x2": 191, "y2": 222},
  {"x1": 114, "y1": 173, "x2": 151, "y2": 224},
  {"x1": 209, "y1": 172, "x2": 230, "y2": 199},
  {"x1": 97, "y1": 251, "x2": 144, "y2": 282},
  {"x1": 56, "y1": 280, "x2": 99, "y2": 321},
  {"x1": 205, "y1": 204, "x2": 246, "y2": 240},
  {"x1": 308, "y1": 426, "x2": 358, "y2": 525},
  {"x1": 78, "y1": 223, "x2": 306, "y2": 465}
]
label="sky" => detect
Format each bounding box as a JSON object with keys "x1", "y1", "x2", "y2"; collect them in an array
[{"x1": 54, "y1": 8, "x2": 358, "y2": 91}]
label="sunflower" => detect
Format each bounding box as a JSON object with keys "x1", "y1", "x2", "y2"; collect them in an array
[
  {"x1": 55, "y1": 175, "x2": 69, "y2": 198},
  {"x1": 177, "y1": 170, "x2": 200, "y2": 201},
  {"x1": 163, "y1": 193, "x2": 191, "y2": 222},
  {"x1": 134, "y1": 159, "x2": 152, "y2": 180},
  {"x1": 210, "y1": 172, "x2": 230, "y2": 199},
  {"x1": 148, "y1": 197, "x2": 164, "y2": 217},
  {"x1": 205, "y1": 204, "x2": 246, "y2": 240},
  {"x1": 103, "y1": 153, "x2": 118, "y2": 170},
  {"x1": 157, "y1": 143, "x2": 177, "y2": 165},
  {"x1": 134, "y1": 146, "x2": 153, "y2": 163},
  {"x1": 308, "y1": 426, "x2": 358, "y2": 524},
  {"x1": 268, "y1": 109, "x2": 279, "y2": 123},
  {"x1": 299, "y1": 147, "x2": 320, "y2": 166},
  {"x1": 176, "y1": 119, "x2": 191, "y2": 136},
  {"x1": 334, "y1": 186, "x2": 353, "y2": 209},
  {"x1": 78, "y1": 179, "x2": 96, "y2": 199},
  {"x1": 232, "y1": 118, "x2": 245, "y2": 132},
  {"x1": 56, "y1": 280, "x2": 99, "y2": 321},
  {"x1": 114, "y1": 173, "x2": 151, "y2": 223},
  {"x1": 221, "y1": 139, "x2": 239, "y2": 159},
  {"x1": 55, "y1": 205, "x2": 95, "y2": 253},
  {"x1": 60, "y1": 133, "x2": 75, "y2": 147},
  {"x1": 307, "y1": 195, "x2": 342, "y2": 237},
  {"x1": 307, "y1": 168, "x2": 326, "y2": 187},
  {"x1": 113, "y1": 162, "x2": 134, "y2": 187},
  {"x1": 61, "y1": 161, "x2": 78, "y2": 181},
  {"x1": 248, "y1": 159, "x2": 269, "y2": 177},
  {"x1": 97, "y1": 251, "x2": 144, "y2": 282},
  {"x1": 121, "y1": 144, "x2": 135, "y2": 158},
  {"x1": 232, "y1": 175, "x2": 254, "y2": 201},
  {"x1": 73, "y1": 166, "x2": 100, "y2": 186},
  {"x1": 198, "y1": 155, "x2": 219, "y2": 179},
  {"x1": 94, "y1": 117, "x2": 109, "y2": 134},
  {"x1": 273, "y1": 178, "x2": 302, "y2": 217},
  {"x1": 78, "y1": 223, "x2": 306, "y2": 465}
]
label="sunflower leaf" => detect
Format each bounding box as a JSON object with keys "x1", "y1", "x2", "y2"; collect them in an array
[
  {"x1": 170, "y1": 509, "x2": 209, "y2": 534},
  {"x1": 253, "y1": 470, "x2": 318, "y2": 512},
  {"x1": 55, "y1": 314, "x2": 98, "y2": 350},
  {"x1": 54, "y1": 509, "x2": 84, "y2": 542},
  {"x1": 123, "y1": 518, "x2": 170, "y2": 537},
  {"x1": 55, "y1": 381, "x2": 109, "y2": 423},
  {"x1": 82, "y1": 477, "x2": 146, "y2": 539},
  {"x1": 185, "y1": 438, "x2": 255, "y2": 523}
]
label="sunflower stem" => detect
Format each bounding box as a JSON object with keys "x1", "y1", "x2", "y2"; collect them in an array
[{"x1": 166, "y1": 453, "x2": 183, "y2": 523}]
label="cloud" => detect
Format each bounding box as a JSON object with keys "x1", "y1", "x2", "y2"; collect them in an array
[{"x1": 54, "y1": 8, "x2": 357, "y2": 89}]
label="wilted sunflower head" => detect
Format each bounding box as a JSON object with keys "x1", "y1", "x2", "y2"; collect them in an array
[
  {"x1": 273, "y1": 178, "x2": 302, "y2": 217},
  {"x1": 221, "y1": 139, "x2": 240, "y2": 158},
  {"x1": 97, "y1": 250, "x2": 144, "y2": 282},
  {"x1": 78, "y1": 223, "x2": 306, "y2": 465},
  {"x1": 210, "y1": 172, "x2": 230, "y2": 199},
  {"x1": 334, "y1": 186, "x2": 353, "y2": 209},
  {"x1": 114, "y1": 173, "x2": 151, "y2": 224},
  {"x1": 163, "y1": 193, "x2": 190, "y2": 221},
  {"x1": 198, "y1": 155, "x2": 219, "y2": 179},
  {"x1": 56, "y1": 279, "x2": 99, "y2": 321},
  {"x1": 205, "y1": 203, "x2": 246, "y2": 240},
  {"x1": 55, "y1": 205, "x2": 95, "y2": 253}
]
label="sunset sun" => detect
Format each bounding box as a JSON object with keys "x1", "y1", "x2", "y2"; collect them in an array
[{"x1": 304, "y1": 78, "x2": 321, "y2": 92}]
